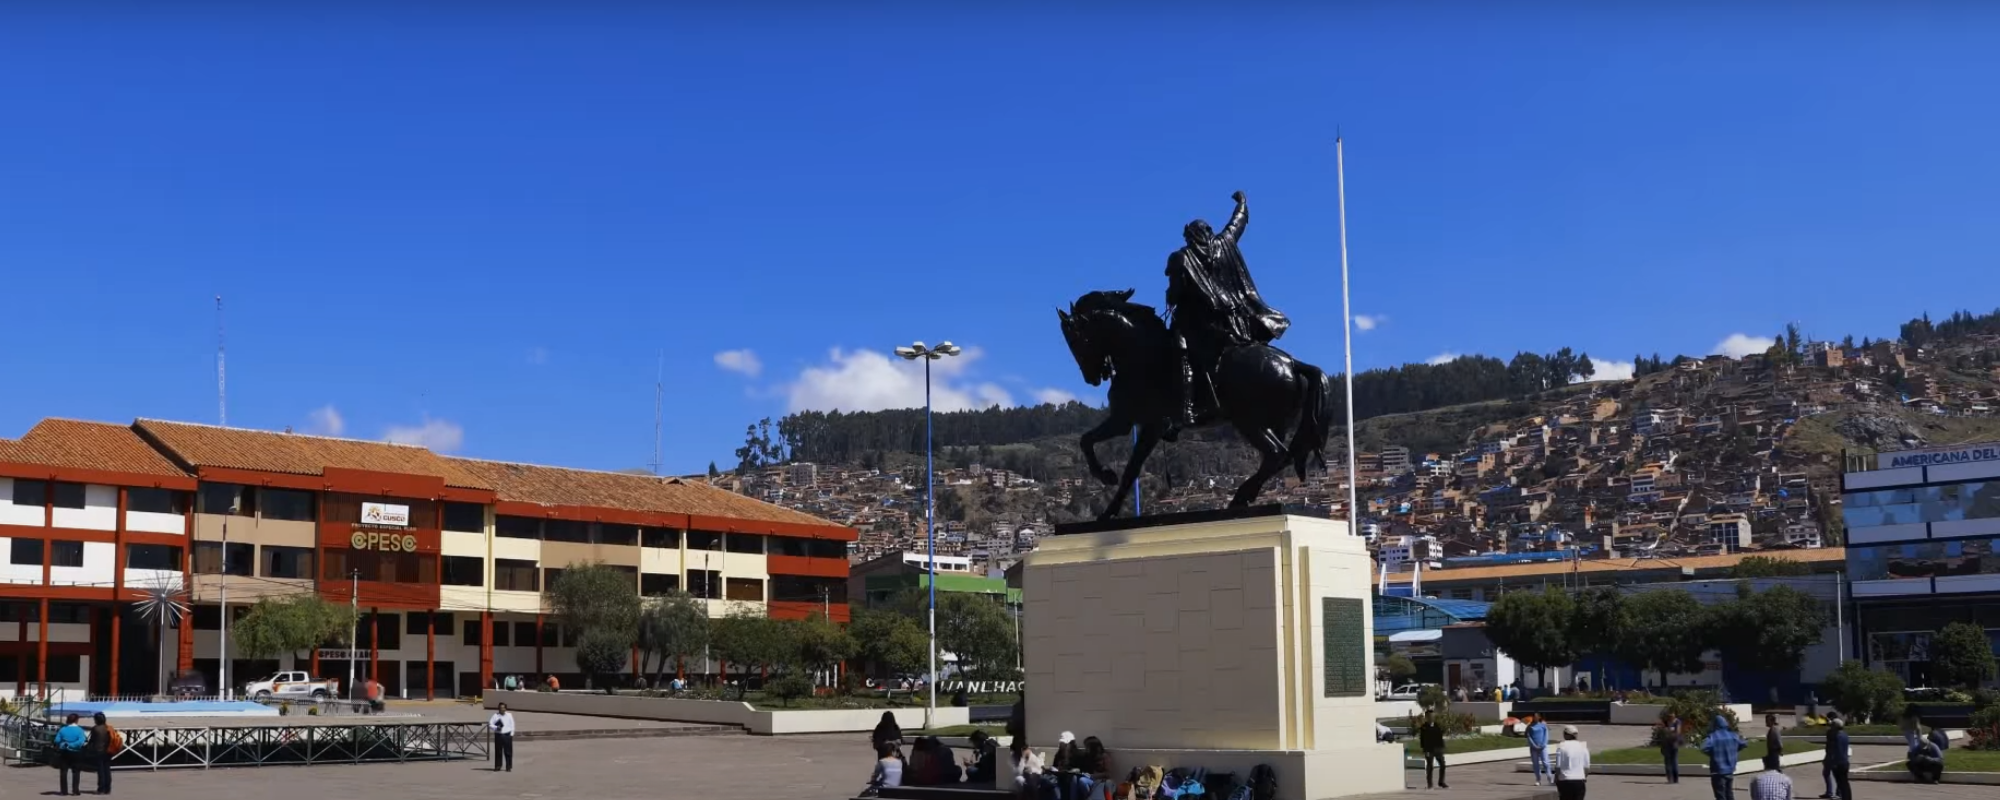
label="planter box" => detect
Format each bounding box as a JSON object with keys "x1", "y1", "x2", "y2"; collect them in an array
[
  {"x1": 482, "y1": 689, "x2": 969, "y2": 735},
  {"x1": 1608, "y1": 703, "x2": 1754, "y2": 726},
  {"x1": 1510, "y1": 700, "x2": 1611, "y2": 723},
  {"x1": 1404, "y1": 747, "x2": 1531, "y2": 768},
  {"x1": 1455, "y1": 701, "x2": 1514, "y2": 723},
  {"x1": 1802, "y1": 730, "x2": 1963, "y2": 747},
  {"x1": 1851, "y1": 769, "x2": 2000, "y2": 786},
  {"x1": 1906, "y1": 703, "x2": 1976, "y2": 728},
  {"x1": 1515, "y1": 747, "x2": 1826, "y2": 777}
]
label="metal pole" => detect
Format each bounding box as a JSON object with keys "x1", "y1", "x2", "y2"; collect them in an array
[
  {"x1": 1835, "y1": 571, "x2": 1846, "y2": 662},
  {"x1": 1336, "y1": 137, "x2": 1361, "y2": 534},
  {"x1": 219, "y1": 515, "x2": 229, "y2": 700},
  {"x1": 925, "y1": 357, "x2": 937, "y2": 731},
  {"x1": 349, "y1": 570, "x2": 359, "y2": 701},
  {"x1": 1132, "y1": 429, "x2": 1141, "y2": 516}
]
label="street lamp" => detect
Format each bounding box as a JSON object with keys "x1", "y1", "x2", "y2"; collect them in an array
[{"x1": 894, "y1": 340, "x2": 962, "y2": 730}]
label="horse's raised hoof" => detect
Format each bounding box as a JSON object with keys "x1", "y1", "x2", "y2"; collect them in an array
[{"x1": 1093, "y1": 469, "x2": 1120, "y2": 486}]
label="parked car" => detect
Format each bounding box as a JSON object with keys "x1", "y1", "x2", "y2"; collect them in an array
[
  {"x1": 243, "y1": 670, "x2": 340, "y2": 701},
  {"x1": 168, "y1": 669, "x2": 209, "y2": 698},
  {"x1": 1380, "y1": 683, "x2": 1435, "y2": 701}
]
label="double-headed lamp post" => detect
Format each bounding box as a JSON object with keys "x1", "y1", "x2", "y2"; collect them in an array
[{"x1": 894, "y1": 339, "x2": 961, "y2": 730}]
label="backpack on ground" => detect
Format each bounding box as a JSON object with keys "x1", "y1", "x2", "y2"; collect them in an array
[
  {"x1": 1248, "y1": 764, "x2": 1278, "y2": 800},
  {"x1": 1225, "y1": 786, "x2": 1252, "y2": 800},
  {"x1": 1130, "y1": 765, "x2": 1165, "y2": 800},
  {"x1": 1181, "y1": 766, "x2": 1209, "y2": 796},
  {"x1": 106, "y1": 725, "x2": 124, "y2": 755}
]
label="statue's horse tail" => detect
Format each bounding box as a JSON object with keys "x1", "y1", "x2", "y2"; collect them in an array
[{"x1": 1288, "y1": 362, "x2": 1331, "y2": 480}]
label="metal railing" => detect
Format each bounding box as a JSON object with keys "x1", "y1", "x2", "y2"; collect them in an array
[{"x1": 3, "y1": 711, "x2": 489, "y2": 770}]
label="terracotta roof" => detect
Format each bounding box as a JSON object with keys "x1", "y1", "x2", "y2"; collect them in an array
[
  {"x1": 449, "y1": 458, "x2": 843, "y2": 530},
  {"x1": 134, "y1": 419, "x2": 491, "y2": 489},
  {"x1": 1384, "y1": 548, "x2": 1845, "y2": 585},
  {"x1": 0, "y1": 419, "x2": 192, "y2": 479}
]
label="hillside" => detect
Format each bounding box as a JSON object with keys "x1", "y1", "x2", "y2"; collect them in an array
[{"x1": 719, "y1": 309, "x2": 2000, "y2": 565}]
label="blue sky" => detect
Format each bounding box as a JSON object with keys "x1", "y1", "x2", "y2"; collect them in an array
[{"x1": 3, "y1": 3, "x2": 1997, "y2": 474}]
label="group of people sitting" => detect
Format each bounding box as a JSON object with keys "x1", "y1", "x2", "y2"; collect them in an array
[
  {"x1": 1902, "y1": 711, "x2": 1953, "y2": 785},
  {"x1": 865, "y1": 710, "x2": 1110, "y2": 799}
]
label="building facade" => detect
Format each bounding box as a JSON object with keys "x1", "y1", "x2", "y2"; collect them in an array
[
  {"x1": 0, "y1": 418, "x2": 854, "y2": 699},
  {"x1": 1842, "y1": 441, "x2": 2000, "y2": 686}
]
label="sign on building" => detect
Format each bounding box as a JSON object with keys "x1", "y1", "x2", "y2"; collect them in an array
[
  {"x1": 1879, "y1": 444, "x2": 2000, "y2": 470},
  {"x1": 361, "y1": 502, "x2": 411, "y2": 527}
]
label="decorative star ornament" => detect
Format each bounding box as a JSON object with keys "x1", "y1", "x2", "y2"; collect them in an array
[{"x1": 135, "y1": 571, "x2": 190, "y2": 630}]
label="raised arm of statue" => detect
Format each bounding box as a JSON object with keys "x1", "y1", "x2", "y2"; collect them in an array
[{"x1": 1219, "y1": 191, "x2": 1248, "y2": 244}]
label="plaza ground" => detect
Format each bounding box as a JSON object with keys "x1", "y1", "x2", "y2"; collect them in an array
[{"x1": 31, "y1": 720, "x2": 1996, "y2": 800}]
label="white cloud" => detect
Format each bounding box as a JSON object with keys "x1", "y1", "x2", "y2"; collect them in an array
[
  {"x1": 1033, "y1": 388, "x2": 1078, "y2": 406},
  {"x1": 1713, "y1": 333, "x2": 1777, "y2": 358},
  {"x1": 785, "y1": 346, "x2": 1064, "y2": 413},
  {"x1": 303, "y1": 405, "x2": 344, "y2": 436},
  {"x1": 714, "y1": 349, "x2": 763, "y2": 377},
  {"x1": 526, "y1": 347, "x2": 549, "y2": 366},
  {"x1": 383, "y1": 418, "x2": 465, "y2": 453},
  {"x1": 1591, "y1": 359, "x2": 1637, "y2": 381},
  {"x1": 1425, "y1": 352, "x2": 1461, "y2": 365},
  {"x1": 1353, "y1": 314, "x2": 1384, "y2": 332}
]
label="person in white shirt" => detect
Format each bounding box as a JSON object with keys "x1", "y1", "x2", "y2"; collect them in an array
[
  {"x1": 1008, "y1": 738, "x2": 1046, "y2": 797},
  {"x1": 868, "y1": 742, "x2": 904, "y2": 792},
  {"x1": 488, "y1": 702, "x2": 516, "y2": 772},
  {"x1": 1554, "y1": 725, "x2": 1591, "y2": 800}
]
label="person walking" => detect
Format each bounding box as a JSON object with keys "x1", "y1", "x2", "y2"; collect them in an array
[
  {"x1": 1748, "y1": 754, "x2": 1793, "y2": 800},
  {"x1": 85, "y1": 711, "x2": 114, "y2": 796},
  {"x1": 1659, "y1": 713, "x2": 1685, "y2": 784},
  {"x1": 1816, "y1": 713, "x2": 1841, "y2": 799},
  {"x1": 1417, "y1": 711, "x2": 1448, "y2": 789},
  {"x1": 1823, "y1": 718, "x2": 1852, "y2": 800},
  {"x1": 1553, "y1": 725, "x2": 1590, "y2": 800},
  {"x1": 1527, "y1": 713, "x2": 1551, "y2": 785},
  {"x1": 1700, "y1": 713, "x2": 1747, "y2": 800},
  {"x1": 52, "y1": 712, "x2": 87, "y2": 796},
  {"x1": 1765, "y1": 713, "x2": 1785, "y2": 758},
  {"x1": 488, "y1": 702, "x2": 516, "y2": 772}
]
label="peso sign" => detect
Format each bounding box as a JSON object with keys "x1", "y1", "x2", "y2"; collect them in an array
[
  {"x1": 1881, "y1": 444, "x2": 2000, "y2": 470},
  {"x1": 350, "y1": 531, "x2": 419, "y2": 553}
]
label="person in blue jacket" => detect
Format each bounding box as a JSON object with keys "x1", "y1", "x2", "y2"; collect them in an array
[
  {"x1": 52, "y1": 712, "x2": 88, "y2": 796},
  {"x1": 1526, "y1": 713, "x2": 1551, "y2": 785},
  {"x1": 1699, "y1": 713, "x2": 1747, "y2": 800}
]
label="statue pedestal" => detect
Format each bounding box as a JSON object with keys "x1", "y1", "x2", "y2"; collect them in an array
[{"x1": 1024, "y1": 513, "x2": 1404, "y2": 799}]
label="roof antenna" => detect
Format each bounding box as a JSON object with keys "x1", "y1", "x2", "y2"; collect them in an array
[
  {"x1": 216, "y1": 295, "x2": 227, "y2": 427},
  {"x1": 649, "y1": 351, "x2": 664, "y2": 476}
]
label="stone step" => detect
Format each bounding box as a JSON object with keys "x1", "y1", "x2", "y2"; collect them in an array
[{"x1": 517, "y1": 724, "x2": 743, "y2": 741}]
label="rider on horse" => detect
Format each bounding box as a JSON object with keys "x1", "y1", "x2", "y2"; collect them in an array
[{"x1": 1164, "y1": 191, "x2": 1291, "y2": 438}]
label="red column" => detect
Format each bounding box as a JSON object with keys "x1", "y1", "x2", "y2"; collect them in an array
[
  {"x1": 534, "y1": 614, "x2": 544, "y2": 675},
  {"x1": 110, "y1": 612, "x2": 122, "y2": 697},
  {"x1": 112, "y1": 487, "x2": 126, "y2": 696},
  {"x1": 178, "y1": 509, "x2": 194, "y2": 674},
  {"x1": 478, "y1": 612, "x2": 494, "y2": 691},
  {"x1": 370, "y1": 609, "x2": 381, "y2": 682},
  {"x1": 37, "y1": 598, "x2": 50, "y2": 691},
  {"x1": 14, "y1": 617, "x2": 25, "y2": 695},
  {"x1": 425, "y1": 613, "x2": 436, "y2": 701}
]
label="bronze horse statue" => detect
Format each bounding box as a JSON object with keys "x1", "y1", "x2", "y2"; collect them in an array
[{"x1": 1058, "y1": 289, "x2": 1331, "y2": 520}]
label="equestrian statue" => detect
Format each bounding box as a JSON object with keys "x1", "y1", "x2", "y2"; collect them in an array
[{"x1": 1058, "y1": 190, "x2": 1333, "y2": 520}]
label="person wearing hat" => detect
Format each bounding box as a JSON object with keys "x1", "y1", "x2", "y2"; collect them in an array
[{"x1": 1553, "y1": 725, "x2": 1591, "y2": 800}]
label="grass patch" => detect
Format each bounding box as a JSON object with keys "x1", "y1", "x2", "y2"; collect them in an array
[
  {"x1": 1405, "y1": 735, "x2": 1523, "y2": 756},
  {"x1": 1594, "y1": 741, "x2": 1821, "y2": 766},
  {"x1": 1946, "y1": 751, "x2": 2000, "y2": 773},
  {"x1": 1791, "y1": 724, "x2": 1905, "y2": 737},
  {"x1": 1524, "y1": 697, "x2": 1611, "y2": 704}
]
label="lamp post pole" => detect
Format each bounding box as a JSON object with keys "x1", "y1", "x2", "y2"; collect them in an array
[{"x1": 895, "y1": 340, "x2": 962, "y2": 731}]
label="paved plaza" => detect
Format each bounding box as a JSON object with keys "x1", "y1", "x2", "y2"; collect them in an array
[{"x1": 13, "y1": 726, "x2": 1991, "y2": 800}]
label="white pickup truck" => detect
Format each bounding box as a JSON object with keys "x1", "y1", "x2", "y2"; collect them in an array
[{"x1": 244, "y1": 671, "x2": 340, "y2": 701}]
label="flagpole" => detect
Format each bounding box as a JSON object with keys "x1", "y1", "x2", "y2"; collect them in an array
[{"x1": 1337, "y1": 136, "x2": 1361, "y2": 535}]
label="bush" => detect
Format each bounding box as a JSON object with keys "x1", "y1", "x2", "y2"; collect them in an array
[
  {"x1": 1967, "y1": 705, "x2": 2000, "y2": 752},
  {"x1": 1819, "y1": 661, "x2": 1905, "y2": 724},
  {"x1": 766, "y1": 673, "x2": 817, "y2": 707},
  {"x1": 1418, "y1": 685, "x2": 1449, "y2": 713},
  {"x1": 1658, "y1": 690, "x2": 1737, "y2": 738},
  {"x1": 1406, "y1": 710, "x2": 1479, "y2": 736}
]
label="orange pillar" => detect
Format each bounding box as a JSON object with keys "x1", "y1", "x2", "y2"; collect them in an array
[
  {"x1": 37, "y1": 598, "x2": 50, "y2": 691},
  {"x1": 110, "y1": 611, "x2": 122, "y2": 697},
  {"x1": 534, "y1": 614, "x2": 544, "y2": 675},
  {"x1": 425, "y1": 613, "x2": 436, "y2": 701},
  {"x1": 478, "y1": 612, "x2": 494, "y2": 691},
  {"x1": 370, "y1": 610, "x2": 381, "y2": 682}
]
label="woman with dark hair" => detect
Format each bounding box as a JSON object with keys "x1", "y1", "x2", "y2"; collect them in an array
[
  {"x1": 1080, "y1": 736, "x2": 1111, "y2": 793},
  {"x1": 872, "y1": 711, "x2": 903, "y2": 752},
  {"x1": 905, "y1": 737, "x2": 936, "y2": 786}
]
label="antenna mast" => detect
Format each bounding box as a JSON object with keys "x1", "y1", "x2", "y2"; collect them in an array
[
  {"x1": 650, "y1": 351, "x2": 664, "y2": 475},
  {"x1": 216, "y1": 296, "x2": 227, "y2": 427}
]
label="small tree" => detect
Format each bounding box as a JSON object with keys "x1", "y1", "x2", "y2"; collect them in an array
[
  {"x1": 1568, "y1": 587, "x2": 1626, "y2": 690},
  {"x1": 791, "y1": 613, "x2": 855, "y2": 683},
  {"x1": 1930, "y1": 622, "x2": 2000, "y2": 690},
  {"x1": 574, "y1": 628, "x2": 631, "y2": 691},
  {"x1": 711, "y1": 609, "x2": 786, "y2": 700},
  {"x1": 233, "y1": 595, "x2": 358, "y2": 665},
  {"x1": 1615, "y1": 589, "x2": 1710, "y2": 692},
  {"x1": 936, "y1": 593, "x2": 1018, "y2": 681},
  {"x1": 1820, "y1": 660, "x2": 1906, "y2": 724},
  {"x1": 636, "y1": 590, "x2": 710, "y2": 685},
  {"x1": 1710, "y1": 583, "x2": 1826, "y2": 675},
  {"x1": 850, "y1": 608, "x2": 928, "y2": 691},
  {"x1": 1482, "y1": 588, "x2": 1578, "y2": 690},
  {"x1": 548, "y1": 563, "x2": 643, "y2": 639},
  {"x1": 1381, "y1": 654, "x2": 1418, "y2": 685}
]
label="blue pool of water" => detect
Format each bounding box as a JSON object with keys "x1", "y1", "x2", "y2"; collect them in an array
[{"x1": 48, "y1": 700, "x2": 279, "y2": 717}]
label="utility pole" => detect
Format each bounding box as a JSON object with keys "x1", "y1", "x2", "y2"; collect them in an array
[
  {"x1": 216, "y1": 296, "x2": 227, "y2": 426},
  {"x1": 218, "y1": 500, "x2": 232, "y2": 700},
  {"x1": 348, "y1": 570, "x2": 359, "y2": 701}
]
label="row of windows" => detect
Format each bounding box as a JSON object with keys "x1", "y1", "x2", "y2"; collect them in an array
[
  {"x1": 7, "y1": 540, "x2": 180, "y2": 570},
  {"x1": 1845, "y1": 480, "x2": 2000, "y2": 529},
  {"x1": 489, "y1": 516, "x2": 845, "y2": 558},
  {"x1": 1849, "y1": 536, "x2": 2000, "y2": 581},
  {"x1": 191, "y1": 542, "x2": 315, "y2": 579},
  {"x1": 0, "y1": 601, "x2": 94, "y2": 624},
  {"x1": 7, "y1": 482, "x2": 185, "y2": 514}
]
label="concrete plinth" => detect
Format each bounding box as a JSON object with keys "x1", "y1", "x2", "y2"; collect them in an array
[{"x1": 1024, "y1": 512, "x2": 1404, "y2": 799}]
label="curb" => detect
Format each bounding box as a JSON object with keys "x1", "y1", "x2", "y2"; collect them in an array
[{"x1": 517, "y1": 724, "x2": 743, "y2": 741}]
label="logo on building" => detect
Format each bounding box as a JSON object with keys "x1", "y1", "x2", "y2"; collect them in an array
[
  {"x1": 361, "y1": 502, "x2": 411, "y2": 527},
  {"x1": 350, "y1": 531, "x2": 419, "y2": 552},
  {"x1": 1882, "y1": 445, "x2": 2000, "y2": 470}
]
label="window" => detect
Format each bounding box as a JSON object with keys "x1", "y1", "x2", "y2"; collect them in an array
[
  {"x1": 544, "y1": 568, "x2": 566, "y2": 590},
  {"x1": 513, "y1": 621, "x2": 536, "y2": 646},
  {"x1": 192, "y1": 542, "x2": 253, "y2": 575},
  {"x1": 687, "y1": 531, "x2": 723, "y2": 551},
  {"x1": 405, "y1": 611, "x2": 453, "y2": 636},
  {"x1": 50, "y1": 540, "x2": 83, "y2": 568},
  {"x1": 194, "y1": 605, "x2": 221, "y2": 630},
  {"x1": 262, "y1": 546, "x2": 315, "y2": 579},
  {"x1": 598, "y1": 523, "x2": 639, "y2": 547},
  {"x1": 641, "y1": 528, "x2": 680, "y2": 549},
  {"x1": 771, "y1": 575, "x2": 848, "y2": 604},
  {"x1": 48, "y1": 602, "x2": 91, "y2": 624},
  {"x1": 45, "y1": 655, "x2": 82, "y2": 683},
  {"x1": 462, "y1": 619, "x2": 483, "y2": 646},
  {"x1": 543, "y1": 520, "x2": 588, "y2": 543},
  {"x1": 725, "y1": 577, "x2": 764, "y2": 602},
  {"x1": 11, "y1": 479, "x2": 47, "y2": 507},
  {"x1": 726, "y1": 534, "x2": 765, "y2": 554},
  {"x1": 355, "y1": 613, "x2": 401, "y2": 651},
  {"x1": 443, "y1": 502, "x2": 485, "y2": 533},
  {"x1": 1850, "y1": 538, "x2": 2000, "y2": 581},
  {"x1": 496, "y1": 515, "x2": 541, "y2": 540},
  {"x1": 442, "y1": 556, "x2": 485, "y2": 587},
  {"x1": 806, "y1": 538, "x2": 846, "y2": 559},
  {"x1": 260, "y1": 489, "x2": 316, "y2": 522},
  {"x1": 128, "y1": 544, "x2": 183, "y2": 571},
  {"x1": 51, "y1": 482, "x2": 87, "y2": 510},
  {"x1": 491, "y1": 621, "x2": 511, "y2": 647},
  {"x1": 540, "y1": 623, "x2": 561, "y2": 647},
  {"x1": 127, "y1": 487, "x2": 186, "y2": 515},
  {"x1": 197, "y1": 483, "x2": 254, "y2": 516},
  {"x1": 321, "y1": 550, "x2": 436, "y2": 584},
  {"x1": 687, "y1": 569, "x2": 722, "y2": 600},
  {"x1": 641, "y1": 572, "x2": 681, "y2": 597},
  {"x1": 494, "y1": 559, "x2": 538, "y2": 592},
  {"x1": 10, "y1": 538, "x2": 43, "y2": 566},
  {"x1": 1845, "y1": 480, "x2": 2000, "y2": 530}
]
